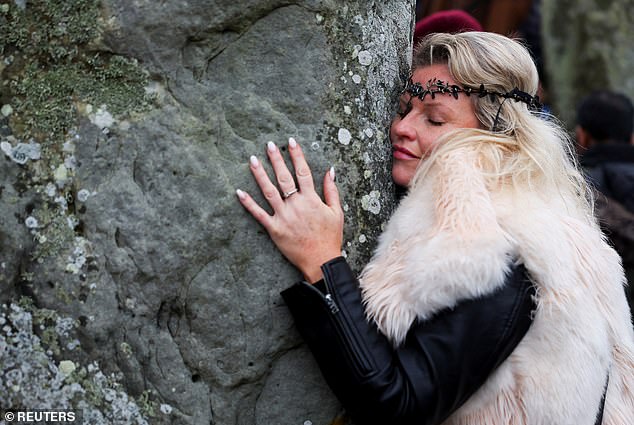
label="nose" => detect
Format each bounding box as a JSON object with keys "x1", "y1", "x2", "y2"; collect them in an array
[{"x1": 390, "y1": 114, "x2": 417, "y2": 143}]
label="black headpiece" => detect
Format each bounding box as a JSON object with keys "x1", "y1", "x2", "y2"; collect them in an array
[
  {"x1": 400, "y1": 78, "x2": 542, "y2": 131},
  {"x1": 402, "y1": 78, "x2": 542, "y2": 110}
]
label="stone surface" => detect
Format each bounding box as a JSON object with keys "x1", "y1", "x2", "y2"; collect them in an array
[
  {"x1": 542, "y1": 0, "x2": 634, "y2": 127},
  {"x1": 0, "y1": 1, "x2": 413, "y2": 424}
]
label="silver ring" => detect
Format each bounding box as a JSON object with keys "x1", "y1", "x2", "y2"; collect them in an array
[{"x1": 282, "y1": 188, "x2": 299, "y2": 199}]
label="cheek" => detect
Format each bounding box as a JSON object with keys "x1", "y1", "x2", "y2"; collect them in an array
[
  {"x1": 391, "y1": 158, "x2": 420, "y2": 187},
  {"x1": 467, "y1": 114, "x2": 481, "y2": 129},
  {"x1": 463, "y1": 102, "x2": 481, "y2": 129},
  {"x1": 392, "y1": 164, "x2": 412, "y2": 187},
  {"x1": 415, "y1": 130, "x2": 438, "y2": 154}
]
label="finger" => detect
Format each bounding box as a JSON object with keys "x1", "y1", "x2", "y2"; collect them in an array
[
  {"x1": 323, "y1": 167, "x2": 342, "y2": 212},
  {"x1": 288, "y1": 137, "x2": 315, "y2": 192},
  {"x1": 266, "y1": 141, "x2": 297, "y2": 194},
  {"x1": 249, "y1": 155, "x2": 284, "y2": 210},
  {"x1": 236, "y1": 189, "x2": 274, "y2": 229}
]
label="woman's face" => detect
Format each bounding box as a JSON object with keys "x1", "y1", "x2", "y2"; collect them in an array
[{"x1": 390, "y1": 64, "x2": 481, "y2": 187}]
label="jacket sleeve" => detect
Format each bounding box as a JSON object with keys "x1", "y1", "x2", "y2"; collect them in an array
[{"x1": 281, "y1": 256, "x2": 535, "y2": 425}]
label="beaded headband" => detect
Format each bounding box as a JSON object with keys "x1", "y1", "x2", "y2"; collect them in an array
[
  {"x1": 400, "y1": 78, "x2": 542, "y2": 132},
  {"x1": 402, "y1": 78, "x2": 542, "y2": 110}
]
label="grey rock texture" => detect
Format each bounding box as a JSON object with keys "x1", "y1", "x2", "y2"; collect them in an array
[
  {"x1": 0, "y1": 1, "x2": 413, "y2": 424},
  {"x1": 542, "y1": 0, "x2": 634, "y2": 127}
]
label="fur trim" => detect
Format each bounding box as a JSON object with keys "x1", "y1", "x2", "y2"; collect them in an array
[
  {"x1": 604, "y1": 344, "x2": 634, "y2": 424},
  {"x1": 358, "y1": 144, "x2": 634, "y2": 423},
  {"x1": 359, "y1": 148, "x2": 515, "y2": 345}
]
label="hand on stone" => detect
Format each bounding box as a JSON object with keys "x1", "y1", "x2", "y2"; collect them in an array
[{"x1": 236, "y1": 138, "x2": 344, "y2": 283}]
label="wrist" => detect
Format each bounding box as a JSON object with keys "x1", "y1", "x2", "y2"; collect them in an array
[
  {"x1": 301, "y1": 253, "x2": 340, "y2": 284},
  {"x1": 303, "y1": 268, "x2": 324, "y2": 284}
]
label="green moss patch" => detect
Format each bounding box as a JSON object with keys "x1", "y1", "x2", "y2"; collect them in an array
[{"x1": 1, "y1": 0, "x2": 153, "y2": 143}]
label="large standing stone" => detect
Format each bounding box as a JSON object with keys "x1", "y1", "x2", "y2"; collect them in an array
[
  {"x1": 542, "y1": 0, "x2": 634, "y2": 127},
  {"x1": 1, "y1": 1, "x2": 413, "y2": 424}
]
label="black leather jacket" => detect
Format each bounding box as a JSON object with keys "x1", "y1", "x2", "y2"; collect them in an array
[{"x1": 281, "y1": 257, "x2": 536, "y2": 425}]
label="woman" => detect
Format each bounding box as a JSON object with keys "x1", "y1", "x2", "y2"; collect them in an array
[{"x1": 236, "y1": 32, "x2": 634, "y2": 424}]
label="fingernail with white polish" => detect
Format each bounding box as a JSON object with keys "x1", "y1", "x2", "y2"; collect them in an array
[
  {"x1": 236, "y1": 189, "x2": 247, "y2": 200},
  {"x1": 289, "y1": 137, "x2": 297, "y2": 149},
  {"x1": 267, "y1": 141, "x2": 277, "y2": 153},
  {"x1": 330, "y1": 166, "x2": 335, "y2": 181},
  {"x1": 250, "y1": 155, "x2": 259, "y2": 167}
]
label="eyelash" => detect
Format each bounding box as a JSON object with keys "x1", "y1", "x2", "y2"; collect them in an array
[
  {"x1": 397, "y1": 102, "x2": 411, "y2": 119},
  {"x1": 396, "y1": 99, "x2": 444, "y2": 125}
]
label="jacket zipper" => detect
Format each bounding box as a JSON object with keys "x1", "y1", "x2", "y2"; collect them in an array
[
  {"x1": 302, "y1": 282, "x2": 373, "y2": 377},
  {"x1": 324, "y1": 294, "x2": 340, "y2": 313},
  {"x1": 316, "y1": 270, "x2": 372, "y2": 376}
]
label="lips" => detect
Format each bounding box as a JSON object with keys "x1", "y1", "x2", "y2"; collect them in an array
[{"x1": 392, "y1": 145, "x2": 420, "y2": 160}]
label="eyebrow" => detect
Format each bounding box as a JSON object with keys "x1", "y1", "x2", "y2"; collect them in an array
[
  {"x1": 411, "y1": 98, "x2": 454, "y2": 113},
  {"x1": 402, "y1": 92, "x2": 454, "y2": 106},
  {"x1": 422, "y1": 101, "x2": 450, "y2": 108}
]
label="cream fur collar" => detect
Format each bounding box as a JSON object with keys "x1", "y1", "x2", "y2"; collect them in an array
[{"x1": 358, "y1": 145, "x2": 634, "y2": 424}]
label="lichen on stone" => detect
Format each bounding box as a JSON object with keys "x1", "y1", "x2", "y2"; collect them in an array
[
  {"x1": 357, "y1": 50, "x2": 373, "y2": 66},
  {"x1": 1, "y1": 0, "x2": 154, "y2": 158},
  {"x1": 0, "y1": 16, "x2": 140, "y2": 414},
  {"x1": 76, "y1": 188, "x2": 91, "y2": 203},
  {"x1": 0, "y1": 0, "x2": 154, "y2": 273},
  {"x1": 1, "y1": 139, "x2": 41, "y2": 164},
  {"x1": 7, "y1": 54, "x2": 152, "y2": 144},
  {"x1": 361, "y1": 190, "x2": 382, "y2": 215},
  {"x1": 27, "y1": 201, "x2": 76, "y2": 263},
  {"x1": 119, "y1": 341, "x2": 133, "y2": 358},
  {"x1": 0, "y1": 300, "x2": 154, "y2": 423},
  {"x1": 318, "y1": 4, "x2": 406, "y2": 266},
  {"x1": 337, "y1": 127, "x2": 352, "y2": 145}
]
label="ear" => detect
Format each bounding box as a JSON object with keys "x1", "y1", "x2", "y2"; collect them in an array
[{"x1": 630, "y1": 133, "x2": 634, "y2": 146}]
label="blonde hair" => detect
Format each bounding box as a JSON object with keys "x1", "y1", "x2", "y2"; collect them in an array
[{"x1": 411, "y1": 32, "x2": 594, "y2": 220}]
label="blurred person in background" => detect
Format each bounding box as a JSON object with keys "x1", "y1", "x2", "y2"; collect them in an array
[
  {"x1": 413, "y1": 9, "x2": 482, "y2": 46},
  {"x1": 577, "y1": 89, "x2": 634, "y2": 311}
]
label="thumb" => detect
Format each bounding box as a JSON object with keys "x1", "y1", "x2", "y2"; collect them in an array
[{"x1": 323, "y1": 166, "x2": 341, "y2": 210}]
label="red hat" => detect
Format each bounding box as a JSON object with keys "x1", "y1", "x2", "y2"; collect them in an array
[{"x1": 414, "y1": 10, "x2": 483, "y2": 46}]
